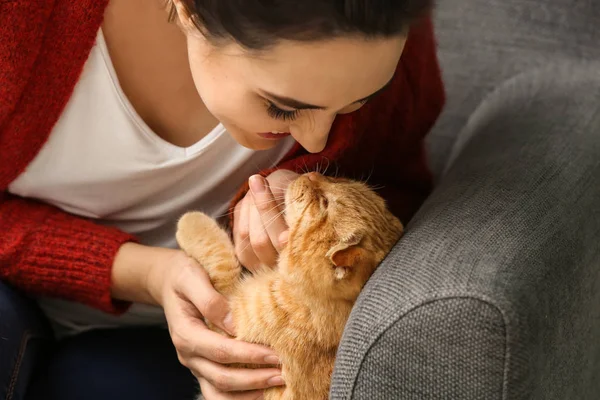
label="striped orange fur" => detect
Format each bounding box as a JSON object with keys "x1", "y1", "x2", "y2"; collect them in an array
[{"x1": 177, "y1": 172, "x2": 403, "y2": 400}]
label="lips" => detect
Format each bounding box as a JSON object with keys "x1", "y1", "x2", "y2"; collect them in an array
[{"x1": 257, "y1": 132, "x2": 292, "y2": 140}]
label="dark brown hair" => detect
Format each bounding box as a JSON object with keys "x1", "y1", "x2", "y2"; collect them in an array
[{"x1": 172, "y1": 0, "x2": 432, "y2": 50}]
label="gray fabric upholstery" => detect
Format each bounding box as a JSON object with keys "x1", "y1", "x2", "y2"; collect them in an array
[
  {"x1": 427, "y1": 0, "x2": 600, "y2": 176},
  {"x1": 330, "y1": 62, "x2": 600, "y2": 399}
]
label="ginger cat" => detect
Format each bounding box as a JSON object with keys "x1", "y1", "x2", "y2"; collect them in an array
[{"x1": 176, "y1": 172, "x2": 404, "y2": 400}]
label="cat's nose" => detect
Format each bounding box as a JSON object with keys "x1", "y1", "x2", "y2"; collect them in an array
[{"x1": 307, "y1": 172, "x2": 321, "y2": 182}]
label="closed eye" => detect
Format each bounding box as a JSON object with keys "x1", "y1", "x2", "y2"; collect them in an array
[
  {"x1": 266, "y1": 101, "x2": 301, "y2": 121},
  {"x1": 320, "y1": 196, "x2": 329, "y2": 209}
]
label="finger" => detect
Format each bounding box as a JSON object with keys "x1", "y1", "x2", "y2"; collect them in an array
[
  {"x1": 199, "y1": 378, "x2": 264, "y2": 400},
  {"x1": 249, "y1": 202, "x2": 277, "y2": 269},
  {"x1": 178, "y1": 325, "x2": 280, "y2": 365},
  {"x1": 233, "y1": 198, "x2": 244, "y2": 246},
  {"x1": 194, "y1": 359, "x2": 284, "y2": 393},
  {"x1": 249, "y1": 175, "x2": 288, "y2": 252},
  {"x1": 174, "y1": 262, "x2": 236, "y2": 335},
  {"x1": 278, "y1": 230, "x2": 289, "y2": 247},
  {"x1": 233, "y1": 197, "x2": 248, "y2": 248},
  {"x1": 235, "y1": 196, "x2": 261, "y2": 270}
]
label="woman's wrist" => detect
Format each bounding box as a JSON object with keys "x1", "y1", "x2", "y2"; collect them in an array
[{"x1": 110, "y1": 242, "x2": 180, "y2": 306}]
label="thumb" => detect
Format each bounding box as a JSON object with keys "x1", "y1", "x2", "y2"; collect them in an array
[
  {"x1": 249, "y1": 175, "x2": 288, "y2": 251},
  {"x1": 183, "y1": 268, "x2": 236, "y2": 336},
  {"x1": 278, "y1": 230, "x2": 289, "y2": 246}
]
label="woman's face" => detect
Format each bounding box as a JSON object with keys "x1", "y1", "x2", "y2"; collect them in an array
[{"x1": 181, "y1": 21, "x2": 406, "y2": 153}]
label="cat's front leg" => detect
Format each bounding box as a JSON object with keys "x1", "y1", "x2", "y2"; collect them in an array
[
  {"x1": 269, "y1": 355, "x2": 332, "y2": 400},
  {"x1": 176, "y1": 211, "x2": 242, "y2": 296},
  {"x1": 263, "y1": 386, "x2": 286, "y2": 400}
]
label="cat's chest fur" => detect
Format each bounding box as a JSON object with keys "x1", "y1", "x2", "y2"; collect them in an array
[{"x1": 230, "y1": 270, "x2": 349, "y2": 353}]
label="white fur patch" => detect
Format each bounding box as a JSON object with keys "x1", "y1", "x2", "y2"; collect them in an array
[{"x1": 334, "y1": 267, "x2": 348, "y2": 280}]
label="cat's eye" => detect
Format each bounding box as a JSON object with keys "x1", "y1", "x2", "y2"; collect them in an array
[{"x1": 320, "y1": 197, "x2": 329, "y2": 209}]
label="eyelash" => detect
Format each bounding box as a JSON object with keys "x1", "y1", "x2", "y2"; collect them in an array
[
  {"x1": 265, "y1": 99, "x2": 370, "y2": 121},
  {"x1": 266, "y1": 102, "x2": 301, "y2": 121}
]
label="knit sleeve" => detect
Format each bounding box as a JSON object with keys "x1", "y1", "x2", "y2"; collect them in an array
[{"x1": 0, "y1": 192, "x2": 136, "y2": 314}]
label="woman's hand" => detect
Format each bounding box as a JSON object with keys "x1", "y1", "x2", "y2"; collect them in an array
[
  {"x1": 233, "y1": 170, "x2": 300, "y2": 271},
  {"x1": 141, "y1": 247, "x2": 285, "y2": 399}
]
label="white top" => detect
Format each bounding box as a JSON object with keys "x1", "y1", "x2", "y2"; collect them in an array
[{"x1": 8, "y1": 29, "x2": 295, "y2": 337}]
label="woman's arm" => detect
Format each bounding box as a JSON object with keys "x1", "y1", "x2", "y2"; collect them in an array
[{"x1": 0, "y1": 192, "x2": 136, "y2": 313}]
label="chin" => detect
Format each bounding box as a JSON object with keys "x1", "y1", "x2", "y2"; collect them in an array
[{"x1": 231, "y1": 132, "x2": 278, "y2": 151}]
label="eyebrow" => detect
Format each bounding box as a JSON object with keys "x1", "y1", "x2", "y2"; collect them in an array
[{"x1": 261, "y1": 77, "x2": 394, "y2": 111}]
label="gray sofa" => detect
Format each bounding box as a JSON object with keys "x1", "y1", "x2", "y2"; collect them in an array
[
  {"x1": 330, "y1": 0, "x2": 600, "y2": 399},
  {"x1": 2, "y1": 1, "x2": 600, "y2": 399}
]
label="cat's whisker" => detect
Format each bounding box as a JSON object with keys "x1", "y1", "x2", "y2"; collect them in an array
[
  {"x1": 364, "y1": 167, "x2": 375, "y2": 184},
  {"x1": 234, "y1": 207, "x2": 285, "y2": 255},
  {"x1": 321, "y1": 158, "x2": 331, "y2": 176},
  {"x1": 255, "y1": 194, "x2": 287, "y2": 201},
  {"x1": 213, "y1": 210, "x2": 236, "y2": 219},
  {"x1": 356, "y1": 167, "x2": 374, "y2": 185},
  {"x1": 265, "y1": 185, "x2": 290, "y2": 192},
  {"x1": 302, "y1": 159, "x2": 310, "y2": 175},
  {"x1": 368, "y1": 184, "x2": 386, "y2": 191},
  {"x1": 262, "y1": 209, "x2": 288, "y2": 232},
  {"x1": 211, "y1": 196, "x2": 287, "y2": 219},
  {"x1": 259, "y1": 202, "x2": 286, "y2": 218},
  {"x1": 213, "y1": 196, "x2": 285, "y2": 215},
  {"x1": 237, "y1": 237, "x2": 254, "y2": 257},
  {"x1": 262, "y1": 213, "x2": 286, "y2": 232}
]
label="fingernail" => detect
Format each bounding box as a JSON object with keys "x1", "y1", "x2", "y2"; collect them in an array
[
  {"x1": 278, "y1": 230, "x2": 289, "y2": 246},
  {"x1": 267, "y1": 375, "x2": 285, "y2": 386},
  {"x1": 223, "y1": 313, "x2": 236, "y2": 335},
  {"x1": 264, "y1": 355, "x2": 280, "y2": 364},
  {"x1": 249, "y1": 175, "x2": 265, "y2": 193}
]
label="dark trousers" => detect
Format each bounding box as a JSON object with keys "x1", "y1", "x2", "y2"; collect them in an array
[{"x1": 0, "y1": 281, "x2": 196, "y2": 400}]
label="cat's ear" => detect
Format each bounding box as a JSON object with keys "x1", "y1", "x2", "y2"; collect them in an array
[{"x1": 326, "y1": 234, "x2": 365, "y2": 280}]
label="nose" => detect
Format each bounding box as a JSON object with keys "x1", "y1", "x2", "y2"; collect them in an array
[
  {"x1": 291, "y1": 115, "x2": 335, "y2": 153},
  {"x1": 307, "y1": 171, "x2": 321, "y2": 182}
]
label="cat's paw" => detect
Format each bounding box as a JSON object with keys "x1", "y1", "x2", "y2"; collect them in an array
[
  {"x1": 177, "y1": 212, "x2": 229, "y2": 253},
  {"x1": 177, "y1": 211, "x2": 215, "y2": 233},
  {"x1": 177, "y1": 211, "x2": 241, "y2": 295}
]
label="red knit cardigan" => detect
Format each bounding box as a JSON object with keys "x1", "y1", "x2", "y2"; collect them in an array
[{"x1": 0, "y1": 0, "x2": 445, "y2": 313}]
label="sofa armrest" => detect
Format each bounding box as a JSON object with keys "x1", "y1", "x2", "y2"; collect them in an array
[{"x1": 330, "y1": 61, "x2": 600, "y2": 400}]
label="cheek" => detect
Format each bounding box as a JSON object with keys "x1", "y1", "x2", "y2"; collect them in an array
[
  {"x1": 338, "y1": 103, "x2": 365, "y2": 115},
  {"x1": 191, "y1": 68, "x2": 282, "y2": 134},
  {"x1": 188, "y1": 61, "x2": 242, "y2": 120},
  {"x1": 187, "y1": 48, "x2": 279, "y2": 134}
]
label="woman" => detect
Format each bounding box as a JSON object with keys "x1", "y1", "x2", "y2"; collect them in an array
[{"x1": 0, "y1": 0, "x2": 444, "y2": 399}]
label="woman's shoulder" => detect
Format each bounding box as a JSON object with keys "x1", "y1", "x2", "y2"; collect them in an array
[
  {"x1": 319, "y1": 15, "x2": 443, "y2": 163},
  {"x1": 0, "y1": 0, "x2": 108, "y2": 189},
  {"x1": 0, "y1": 0, "x2": 108, "y2": 121},
  {"x1": 344, "y1": 16, "x2": 444, "y2": 134},
  {"x1": 0, "y1": 1, "x2": 54, "y2": 128}
]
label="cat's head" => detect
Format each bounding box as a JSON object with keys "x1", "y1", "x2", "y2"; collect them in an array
[{"x1": 282, "y1": 172, "x2": 403, "y2": 300}]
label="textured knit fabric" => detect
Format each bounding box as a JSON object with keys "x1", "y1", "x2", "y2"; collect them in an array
[
  {"x1": 427, "y1": 0, "x2": 600, "y2": 176},
  {"x1": 330, "y1": 62, "x2": 600, "y2": 399},
  {"x1": 0, "y1": 1, "x2": 444, "y2": 313}
]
